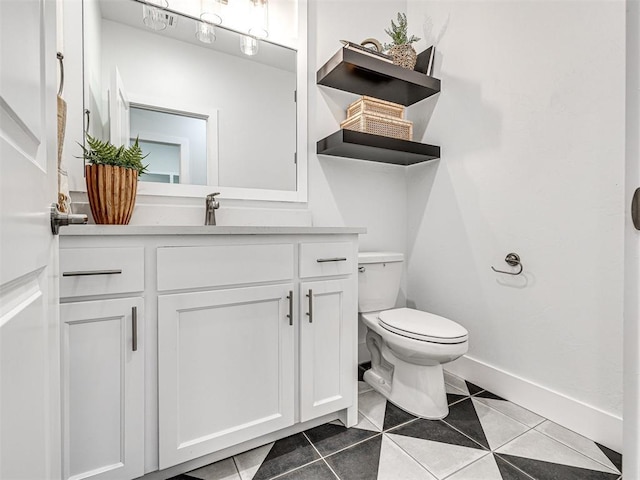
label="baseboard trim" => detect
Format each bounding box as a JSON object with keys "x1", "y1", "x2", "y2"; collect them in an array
[{"x1": 445, "y1": 355, "x2": 623, "y2": 452}]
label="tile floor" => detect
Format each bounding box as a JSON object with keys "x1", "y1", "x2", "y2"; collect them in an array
[{"x1": 172, "y1": 366, "x2": 623, "y2": 480}]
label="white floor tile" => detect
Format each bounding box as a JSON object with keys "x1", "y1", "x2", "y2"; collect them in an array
[
  {"x1": 472, "y1": 398, "x2": 530, "y2": 450},
  {"x1": 446, "y1": 454, "x2": 504, "y2": 480},
  {"x1": 233, "y1": 443, "x2": 273, "y2": 480},
  {"x1": 387, "y1": 433, "x2": 489, "y2": 479},
  {"x1": 495, "y1": 430, "x2": 618, "y2": 474},
  {"x1": 188, "y1": 458, "x2": 240, "y2": 480},
  {"x1": 535, "y1": 420, "x2": 620, "y2": 473},
  {"x1": 446, "y1": 383, "x2": 468, "y2": 396},
  {"x1": 358, "y1": 390, "x2": 387, "y2": 431},
  {"x1": 444, "y1": 371, "x2": 470, "y2": 395},
  {"x1": 473, "y1": 397, "x2": 545, "y2": 428},
  {"x1": 378, "y1": 435, "x2": 437, "y2": 480},
  {"x1": 358, "y1": 381, "x2": 373, "y2": 394}
]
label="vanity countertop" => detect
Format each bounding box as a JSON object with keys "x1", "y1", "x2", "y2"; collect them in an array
[{"x1": 60, "y1": 225, "x2": 367, "y2": 236}]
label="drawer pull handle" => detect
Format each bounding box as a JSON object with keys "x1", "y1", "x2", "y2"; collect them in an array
[
  {"x1": 62, "y1": 269, "x2": 122, "y2": 277},
  {"x1": 306, "y1": 289, "x2": 313, "y2": 323},
  {"x1": 286, "y1": 290, "x2": 293, "y2": 326},
  {"x1": 316, "y1": 257, "x2": 347, "y2": 263},
  {"x1": 132, "y1": 306, "x2": 138, "y2": 352}
]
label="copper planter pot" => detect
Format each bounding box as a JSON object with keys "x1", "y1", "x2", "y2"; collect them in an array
[{"x1": 85, "y1": 164, "x2": 138, "y2": 224}]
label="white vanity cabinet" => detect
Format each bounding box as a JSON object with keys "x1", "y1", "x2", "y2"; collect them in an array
[
  {"x1": 59, "y1": 248, "x2": 145, "y2": 480},
  {"x1": 59, "y1": 227, "x2": 363, "y2": 478},
  {"x1": 299, "y1": 279, "x2": 356, "y2": 422}
]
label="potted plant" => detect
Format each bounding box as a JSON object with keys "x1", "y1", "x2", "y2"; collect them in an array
[
  {"x1": 79, "y1": 134, "x2": 148, "y2": 225},
  {"x1": 384, "y1": 12, "x2": 421, "y2": 70}
]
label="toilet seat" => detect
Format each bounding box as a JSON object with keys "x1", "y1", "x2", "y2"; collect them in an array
[{"x1": 378, "y1": 308, "x2": 468, "y2": 344}]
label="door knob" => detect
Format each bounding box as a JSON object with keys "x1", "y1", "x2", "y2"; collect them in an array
[{"x1": 50, "y1": 203, "x2": 88, "y2": 235}]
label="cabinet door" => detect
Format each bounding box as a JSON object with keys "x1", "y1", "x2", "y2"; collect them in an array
[
  {"x1": 299, "y1": 279, "x2": 357, "y2": 422},
  {"x1": 61, "y1": 298, "x2": 144, "y2": 480},
  {"x1": 158, "y1": 284, "x2": 295, "y2": 468}
]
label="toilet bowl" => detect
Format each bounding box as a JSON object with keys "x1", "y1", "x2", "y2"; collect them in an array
[{"x1": 359, "y1": 252, "x2": 469, "y2": 419}]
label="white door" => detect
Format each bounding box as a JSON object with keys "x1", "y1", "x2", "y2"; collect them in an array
[
  {"x1": 109, "y1": 67, "x2": 130, "y2": 147},
  {"x1": 624, "y1": 1, "x2": 640, "y2": 476},
  {"x1": 0, "y1": 0, "x2": 60, "y2": 479},
  {"x1": 60, "y1": 298, "x2": 144, "y2": 480},
  {"x1": 299, "y1": 279, "x2": 357, "y2": 422},
  {"x1": 158, "y1": 284, "x2": 295, "y2": 469}
]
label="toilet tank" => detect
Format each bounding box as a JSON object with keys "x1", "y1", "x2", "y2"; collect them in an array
[{"x1": 358, "y1": 252, "x2": 404, "y2": 313}]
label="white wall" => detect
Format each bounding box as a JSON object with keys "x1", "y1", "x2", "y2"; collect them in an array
[
  {"x1": 406, "y1": 0, "x2": 625, "y2": 450},
  {"x1": 307, "y1": 0, "x2": 412, "y2": 360}
]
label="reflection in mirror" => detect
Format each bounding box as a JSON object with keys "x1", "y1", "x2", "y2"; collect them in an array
[
  {"x1": 131, "y1": 106, "x2": 208, "y2": 185},
  {"x1": 84, "y1": 0, "x2": 299, "y2": 194}
]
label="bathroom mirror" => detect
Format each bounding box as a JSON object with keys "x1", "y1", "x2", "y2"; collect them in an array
[{"x1": 81, "y1": 0, "x2": 307, "y2": 202}]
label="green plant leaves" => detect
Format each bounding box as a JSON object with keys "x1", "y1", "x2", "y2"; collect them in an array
[
  {"x1": 78, "y1": 134, "x2": 148, "y2": 176},
  {"x1": 383, "y1": 12, "x2": 420, "y2": 50}
]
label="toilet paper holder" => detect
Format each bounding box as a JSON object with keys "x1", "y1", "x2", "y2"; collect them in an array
[{"x1": 491, "y1": 253, "x2": 523, "y2": 276}]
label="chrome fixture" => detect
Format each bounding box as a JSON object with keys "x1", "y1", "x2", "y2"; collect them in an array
[
  {"x1": 50, "y1": 203, "x2": 87, "y2": 235},
  {"x1": 204, "y1": 192, "x2": 220, "y2": 225},
  {"x1": 491, "y1": 253, "x2": 523, "y2": 276}
]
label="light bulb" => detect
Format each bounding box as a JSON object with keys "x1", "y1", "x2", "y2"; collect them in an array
[
  {"x1": 142, "y1": 0, "x2": 169, "y2": 31},
  {"x1": 248, "y1": 0, "x2": 268, "y2": 39},
  {"x1": 196, "y1": 20, "x2": 216, "y2": 43},
  {"x1": 240, "y1": 35, "x2": 259, "y2": 56}
]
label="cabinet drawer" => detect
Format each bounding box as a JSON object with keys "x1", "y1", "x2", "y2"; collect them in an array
[
  {"x1": 157, "y1": 243, "x2": 294, "y2": 291},
  {"x1": 299, "y1": 242, "x2": 354, "y2": 278},
  {"x1": 60, "y1": 247, "x2": 144, "y2": 299}
]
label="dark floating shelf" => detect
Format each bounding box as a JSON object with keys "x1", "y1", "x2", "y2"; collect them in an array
[
  {"x1": 317, "y1": 130, "x2": 440, "y2": 166},
  {"x1": 317, "y1": 48, "x2": 441, "y2": 106}
]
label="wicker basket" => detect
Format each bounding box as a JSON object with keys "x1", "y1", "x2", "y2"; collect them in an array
[
  {"x1": 347, "y1": 96, "x2": 405, "y2": 120},
  {"x1": 341, "y1": 112, "x2": 413, "y2": 141}
]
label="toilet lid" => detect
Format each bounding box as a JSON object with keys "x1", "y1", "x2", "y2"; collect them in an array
[{"x1": 378, "y1": 308, "x2": 468, "y2": 344}]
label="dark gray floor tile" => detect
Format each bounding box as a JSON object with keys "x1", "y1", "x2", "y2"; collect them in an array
[
  {"x1": 304, "y1": 423, "x2": 378, "y2": 457},
  {"x1": 325, "y1": 435, "x2": 383, "y2": 480},
  {"x1": 595, "y1": 442, "x2": 622, "y2": 473},
  {"x1": 447, "y1": 393, "x2": 468, "y2": 405},
  {"x1": 494, "y1": 454, "x2": 536, "y2": 479},
  {"x1": 274, "y1": 460, "x2": 337, "y2": 480},
  {"x1": 444, "y1": 398, "x2": 490, "y2": 449},
  {"x1": 388, "y1": 418, "x2": 486, "y2": 450},
  {"x1": 253, "y1": 433, "x2": 320, "y2": 480},
  {"x1": 476, "y1": 390, "x2": 506, "y2": 401},
  {"x1": 382, "y1": 401, "x2": 416, "y2": 431},
  {"x1": 466, "y1": 381, "x2": 484, "y2": 395},
  {"x1": 497, "y1": 454, "x2": 621, "y2": 480}
]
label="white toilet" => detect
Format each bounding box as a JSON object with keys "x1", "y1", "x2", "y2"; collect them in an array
[{"x1": 359, "y1": 252, "x2": 469, "y2": 419}]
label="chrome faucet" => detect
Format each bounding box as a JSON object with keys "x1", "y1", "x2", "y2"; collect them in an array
[{"x1": 205, "y1": 192, "x2": 220, "y2": 225}]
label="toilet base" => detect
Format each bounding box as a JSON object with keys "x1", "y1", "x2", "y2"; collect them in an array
[{"x1": 364, "y1": 350, "x2": 449, "y2": 420}]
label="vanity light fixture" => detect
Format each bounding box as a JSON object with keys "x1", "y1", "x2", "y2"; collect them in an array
[
  {"x1": 142, "y1": 0, "x2": 170, "y2": 31},
  {"x1": 196, "y1": 0, "x2": 226, "y2": 44},
  {"x1": 240, "y1": 34, "x2": 259, "y2": 55},
  {"x1": 247, "y1": 0, "x2": 269, "y2": 39}
]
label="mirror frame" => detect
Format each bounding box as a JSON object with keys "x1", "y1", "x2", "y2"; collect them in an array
[{"x1": 69, "y1": 0, "x2": 308, "y2": 203}]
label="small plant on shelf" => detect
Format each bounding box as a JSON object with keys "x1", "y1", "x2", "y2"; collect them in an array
[
  {"x1": 383, "y1": 12, "x2": 421, "y2": 70},
  {"x1": 79, "y1": 134, "x2": 149, "y2": 225}
]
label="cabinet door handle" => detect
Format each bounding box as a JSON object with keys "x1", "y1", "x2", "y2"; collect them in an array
[
  {"x1": 62, "y1": 269, "x2": 122, "y2": 276},
  {"x1": 306, "y1": 289, "x2": 313, "y2": 323},
  {"x1": 316, "y1": 257, "x2": 347, "y2": 263},
  {"x1": 286, "y1": 290, "x2": 293, "y2": 326},
  {"x1": 132, "y1": 306, "x2": 138, "y2": 352}
]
